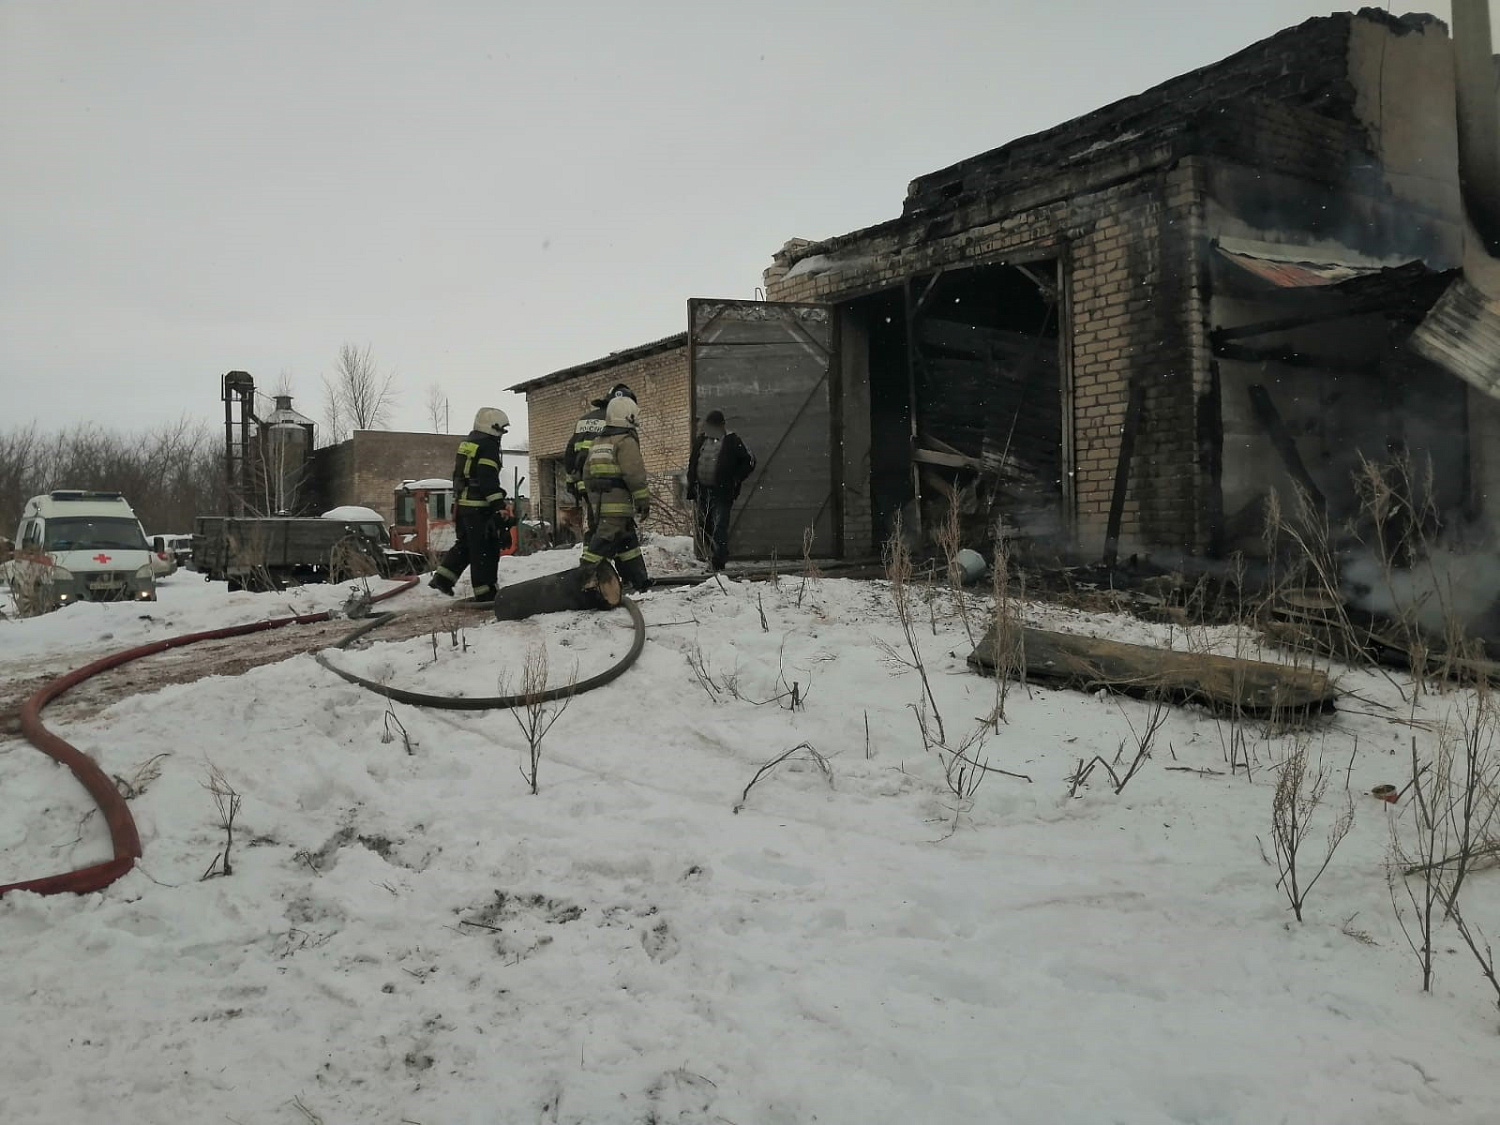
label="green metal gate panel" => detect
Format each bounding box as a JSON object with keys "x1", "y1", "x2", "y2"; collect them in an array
[{"x1": 689, "y1": 300, "x2": 839, "y2": 560}]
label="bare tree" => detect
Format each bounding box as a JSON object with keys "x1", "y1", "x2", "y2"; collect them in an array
[
  {"x1": 424, "y1": 382, "x2": 450, "y2": 433},
  {"x1": 0, "y1": 418, "x2": 224, "y2": 532},
  {"x1": 321, "y1": 342, "x2": 396, "y2": 444}
]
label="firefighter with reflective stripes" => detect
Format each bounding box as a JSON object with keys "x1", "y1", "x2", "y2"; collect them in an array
[
  {"x1": 579, "y1": 395, "x2": 652, "y2": 593},
  {"x1": 564, "y1": 383, "x2": 635, "y2": 539},
  {"x1": 429, "y1": 407, "x2": 512, "y2": 600}
]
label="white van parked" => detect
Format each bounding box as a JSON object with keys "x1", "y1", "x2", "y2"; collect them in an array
[{"x1": 10, "y1": 491, "x2": 158, "y2": 614}]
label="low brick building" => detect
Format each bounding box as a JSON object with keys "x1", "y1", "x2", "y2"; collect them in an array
[
  {"x1": 518, "y1": 10, "x2": 1499, "y2": 566},
  {"x1": 510, "y1": 334, "x2": 692, "y2": 540},
  {"x1": 310, "y1": 430, "x2": 529, "y2": 526}
]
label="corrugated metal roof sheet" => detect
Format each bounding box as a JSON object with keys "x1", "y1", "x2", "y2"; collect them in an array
[
  {"x1": 1411, "y1": 276, "x2": 1500, "y2": 399},
  {"x1": 1214, "y1": 243, "x2": 1397, "y2": 288}
]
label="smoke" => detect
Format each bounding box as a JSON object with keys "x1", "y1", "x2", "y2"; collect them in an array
[{"x1": 1340, "y1": 535, "x2": 1500, "y2": 645}]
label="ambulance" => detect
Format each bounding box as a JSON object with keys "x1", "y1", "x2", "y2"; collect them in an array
[{"x1": 9, "y1": 491, "x2": 158, "y2": 614}]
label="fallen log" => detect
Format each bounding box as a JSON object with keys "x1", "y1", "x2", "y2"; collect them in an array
[{"x1": 967, "y1": 624, "x2": 1337, "y2": 716}]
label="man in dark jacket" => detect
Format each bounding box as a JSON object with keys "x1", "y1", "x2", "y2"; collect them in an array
[
  {"x1": 429, "y1": 407, "x2": 512, "y2": 601},
  {"x1": 564, "y1": 383, "x2": 636, "y2": 540},
  {"x1": 686, "y1": 410, "x2": 756, "y2": 571}
]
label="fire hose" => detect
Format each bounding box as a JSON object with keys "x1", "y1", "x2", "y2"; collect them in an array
[
  {"x1": 1, "y1": 578, "x2": 418, "y2": 898},
  {"x1": 312, "y1": 596, "x2": 645, "y2": 708},
  {"x1": 1, "y1": 578, "x2": 648, "y2": 899}
]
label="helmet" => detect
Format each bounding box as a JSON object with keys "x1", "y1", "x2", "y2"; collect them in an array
[
  {"x1": 610, "y1": 383, "x2": 637, "y2": 402},
  {"x1": 473, "y1": 407, "x2": 509, "y2": 437},
  {"x1": 605, "y1": 396, "x2": 639, "y2": 429}
]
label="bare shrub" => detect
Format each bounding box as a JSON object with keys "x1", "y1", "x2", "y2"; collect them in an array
[
  {"x1": 200, "y1": 763, "x2": 243, "y2": 880},
  {"x1": 1270, "y1": 744, "x2": 1355, "y2": 922},
  {"x1": 798, "y1": 525, "x2": 821, "y2": 608},
  {"x1": 733, "y1": 742, "x2": 832, "y2": 814},
  {"x1": 508, "y1": 643, "x2": 576, "y2": 795},
  {"x1": 986, "y1": 533, "x2": 1024, "y2": 728},
  {"x1": 1066, "y1": 696, "x2": 1169, "y2": 798},
  {"x1": 933, "y1": 490, "x2": 980, "y2": 648},
  {"x1": 911, "y1": 707, "x2": 1031, "y2": 833},
  {"x1": 877, "y1": 518, "x2": 944, "y2": 740},
  {"x1": 1388, "y1": 697, "x2": 1500, "y2": 999}
]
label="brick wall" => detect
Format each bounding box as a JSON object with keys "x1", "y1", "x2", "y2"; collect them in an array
[
  {"x1": 521, "y1": 344, "x2": 692, "y2": 534},
  {"x1": 313, "y1": 430, "x2": 527, "y2": 526}
]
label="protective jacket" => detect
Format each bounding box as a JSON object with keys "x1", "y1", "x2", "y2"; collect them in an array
[
  {"x1": 579, "y1": 425, "x2": 652, "y2": 592},
  {"x1": 431, "y1": 429, "x2": 507, "y2": 601},
  {"x1": 452, "y1": 430, "x2": 507, "y2": 513},
  {"x1": 583, "y1": 426, "x2": 649, "y2": 516},
  {"x1": 563, "y1": 403, "x2": 609, "y2": 497}
]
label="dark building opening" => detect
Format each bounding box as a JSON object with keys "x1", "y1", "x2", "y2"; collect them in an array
[{"x1": 846, "y1": 261, "x2": 1065, "y2": 550}]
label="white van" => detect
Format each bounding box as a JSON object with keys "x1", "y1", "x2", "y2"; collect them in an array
[{"x1": 10, "y1": 491, "x2": 158, "y2": 614}]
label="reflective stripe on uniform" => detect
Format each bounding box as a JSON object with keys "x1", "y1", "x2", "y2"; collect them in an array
[
  {"x1": 435, "y1": 565, "x2": 458, "y2": 580},
  {"x1": 631, "y1": 488, "x2": 651, "y2": 500},
  {"x1": 580, "y1": 549, "x2": 603, "y2": 563},
  {"x1": 456, "y1": 498, "x2": 490, "y2": 507},
  {"x1": 472, "y1": 584, "x2": 494, "y2": 598},
  {"x1": 484, "y1": 492, "x2": 506, "y2": 503},
  {"x1": 477, "y1": 458, "x2": 500, "y2": 470},
  {"x1": 599, "y1": 502, "x2": 633, "y2": 515},
  {"x1": 617, "y1": 547, "x2": 642, "y2": 561}
]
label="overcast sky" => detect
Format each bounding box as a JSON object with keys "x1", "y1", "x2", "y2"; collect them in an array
[{"x1": 2, "y1": 1, "x2": 1494, "y2": 447}]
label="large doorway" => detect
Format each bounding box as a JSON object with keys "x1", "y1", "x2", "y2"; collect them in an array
[{"x1": 846, "y1": 259, "x2": 1066, "y2": 550}]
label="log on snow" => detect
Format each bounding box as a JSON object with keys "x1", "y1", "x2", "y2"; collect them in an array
[{"x1": 967, "y1": 624, "x2": 1337, "y2": 716}]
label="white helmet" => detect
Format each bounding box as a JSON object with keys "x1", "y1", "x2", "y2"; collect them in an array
[
  {"x1": 473, "y1": 407, "x2": 509, "y2": 437},
  {"x1": 605, "y1": 396, "x2": 639, "y2": 430}
]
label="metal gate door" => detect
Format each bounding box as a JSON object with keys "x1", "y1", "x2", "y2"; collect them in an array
[{"x1": 688, "y1": 300, "x2": 839, "y2": 560}]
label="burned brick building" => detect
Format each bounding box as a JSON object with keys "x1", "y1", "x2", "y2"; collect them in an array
[{"x1": 522, "y1": 8, "x2": 1500, "y2": 568}]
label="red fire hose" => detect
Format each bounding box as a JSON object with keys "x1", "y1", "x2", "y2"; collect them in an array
[{"x1": 0, "y1": 578, "x2": 420, "y2": 899}]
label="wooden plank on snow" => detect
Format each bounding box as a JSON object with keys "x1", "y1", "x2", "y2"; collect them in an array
[{"x1": 967, "y1": 624, "x2": 1338, "y2": 715}]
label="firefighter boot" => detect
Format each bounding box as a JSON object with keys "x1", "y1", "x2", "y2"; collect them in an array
[
  {"x1": 428, "y1": 572, "x2": 456, "y2": 596},
  {"x1": 617, "y1": 552, "x2": 653, "y2": 595}
]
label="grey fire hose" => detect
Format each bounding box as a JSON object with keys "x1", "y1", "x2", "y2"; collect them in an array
[{"x1": 312, "y1": 597, "x2": 647, "y2": 709}]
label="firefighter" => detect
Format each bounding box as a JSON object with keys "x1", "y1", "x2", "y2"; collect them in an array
[
  {"x1": 429, "y1": 407, "x2": 513, "y2": 601},
  {"x1": 579, "y1": 395, "x2": 653, "y2": 593},
  {"x1": 564, "y1": 383, "x2": 636, "y2": 539}
]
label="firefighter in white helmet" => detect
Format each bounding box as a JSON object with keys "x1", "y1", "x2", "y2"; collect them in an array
[
  {"x1": 578, "y1": 395, "x2": 652, "y2": 592},
  {"x1": 430, "y1": 407, "x2": 512, "y2": 601}
]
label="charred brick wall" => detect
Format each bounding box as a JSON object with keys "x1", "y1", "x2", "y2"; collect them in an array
[
  {"x1": 759, "y1": 12, "x2": 1442, "y2": 560},
  {"x1": 769, "y1": 155, "x2": 1210, "y2": 556}
]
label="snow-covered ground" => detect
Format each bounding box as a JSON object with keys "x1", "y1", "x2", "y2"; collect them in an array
[{"x1": 2, "y1": 539, "x2": 1498, "y2": 1124}]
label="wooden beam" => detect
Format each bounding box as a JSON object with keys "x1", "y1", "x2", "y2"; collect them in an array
[
  {"x1": 912, "y1": 447, "x2": 985, "y2": 471},
  {"x1": 1214, "y1": 342, "x2": 1380, "y2": 373},
  {"x1": 1103, "y1": 379, "x2": 1146, "y2": 568},
  {"x1": 1246, "y1": 383, "x2": 1327, "y2": 514}
]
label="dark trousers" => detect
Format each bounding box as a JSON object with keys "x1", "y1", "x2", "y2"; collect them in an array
[
  {"x1": 581, "y1": 515, "x2": 650, "y2": 591},
  {"x1": 435, "y1": 508, "x2": 500, "y2": 598},
  {"x1": 695, "y1": 490, "x2": 734, "y2": 569}
]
